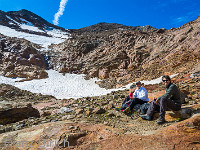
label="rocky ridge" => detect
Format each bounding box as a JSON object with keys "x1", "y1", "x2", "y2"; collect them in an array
[
  {"x1": 0, "y1": 9, "x2": 67, "y2": 36},
  {"x1": 0, "y1": 9, "x2": 199, "y2": 89},
  {"x1": 48, "y1": 17, "x2": 200, "y2": 88}
]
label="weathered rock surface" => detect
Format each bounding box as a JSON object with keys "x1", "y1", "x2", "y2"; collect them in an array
[
  {"x1": 48, "y1": 17, "x2": 200, "y2": 88},
  {"x1": 0, "y1": 73, "x2": 199, "y2": 149},
  {"x1": 0, "y1": 114, "x2": 199, "y2": 150},
  {"x1": 0, "y1": 35, "x2": 48, "y2": 79},
  {"x1": 0, "y1": 103, "x2": 40, "y2": 125}
]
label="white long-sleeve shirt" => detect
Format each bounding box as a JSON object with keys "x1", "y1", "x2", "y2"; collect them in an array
[{"x1": 133, "y1": 87, "x2": 149, "y2": 102}]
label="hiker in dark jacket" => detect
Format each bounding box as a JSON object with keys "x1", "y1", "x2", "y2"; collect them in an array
[{"x1": 140, "y1": 75, "x2": 181, "y2": 124}]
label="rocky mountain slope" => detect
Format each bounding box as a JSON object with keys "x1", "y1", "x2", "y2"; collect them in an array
[
  {"x1": 0, "y1": 34, "x2": 48, "y2": 79},
  {"x1": 0, "y1": 9, "x2": 67, "y2": 36},
  {"x1": 0, "y1": 9, "x2": 70, "y2": 79},
  {"x1": 0, "y1": 74, "x2": 199, "y2": 149},
  {"x1": 0, "y1": 9, "x2": 199, "y2": 150},
  {"x1": 0, "y1": 9, "x2": 199, "y2": 89},
  {"x1": 48, "y1": 17, "x2": 200, "y2": 88}
]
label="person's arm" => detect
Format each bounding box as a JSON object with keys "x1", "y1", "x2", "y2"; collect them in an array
[
  {"x1": 133, "y1": 89, "x2": 137, "y2": 98},
  {"x1": 158, "y1": 84, "x2": 175, "y2": 100},
  {"x1": 129, "y1": 92, "x2": 134, "y2": 100}
]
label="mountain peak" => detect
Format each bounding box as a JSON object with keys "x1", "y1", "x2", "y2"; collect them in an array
[
  {"x1": 71, "y1": 22, "x2": 157, "y2": 34},
  {"x1": 0, "y1": 9, "x2": 67, "y2": 32}
]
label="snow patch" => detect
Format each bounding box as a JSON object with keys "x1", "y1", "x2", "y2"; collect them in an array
[
  {"x1": 19, "y1": 18, "x2": 32, "y2": 25},
  {"x1": 6, "y1": 15, "x2": 19, "y2": 25},
  {"x1": 20, "y1": 24, "x2": 44, "y2": 33},
  {"x1": 47, "y1": 29, "x2": 69, "y2": 39},
  {"x1": 125, "y1": 74, "x2": 179, "y2": 89},
  {"x1": 0, "y1": 70, "x2": 114, "y2": 99},
  {"x1": 0, "y1": 70, "x2": 179, "y2": 99},
  {"x1": 0, "y1": 25, "x2": 66, "y2": 48}
]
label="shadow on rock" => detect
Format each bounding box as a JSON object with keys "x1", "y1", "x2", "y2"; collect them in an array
[{"x1": 0, "y1": 104, "x2": 40, "y2": 125}]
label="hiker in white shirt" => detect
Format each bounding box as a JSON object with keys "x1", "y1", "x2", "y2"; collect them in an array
[{"x1": 124, "y1": 81, "x2": 149, "y2": 113}]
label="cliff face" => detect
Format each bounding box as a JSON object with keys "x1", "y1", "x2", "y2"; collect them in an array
[
  {"x1": 0, "y1": 34, "x2": 48, "y2": 79},
  {"x1": 48, "y1": 18, "x2": 200, "y2": 88}
]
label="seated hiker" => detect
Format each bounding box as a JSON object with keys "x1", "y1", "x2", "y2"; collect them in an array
[
  {"x1": 115, "y1": 84, "x2": 135, "y2": 111},
  {"x1": 123, "y1": 81, "x2": 149, "y2": 113},
  {"x1": 140, "y1": 75, "x2": 181, "y2": 124}
]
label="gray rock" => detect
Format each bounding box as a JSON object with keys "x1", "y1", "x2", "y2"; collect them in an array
[
  {"x1": 58, "y1": 107, "x2": 73, "y2": 114},
  {"x1": 75, "y1": 108, "x2": 84, "y2": 114},
  {"x1": 107, "y1": 112, "x2": 115, "y2": 117},
  {"x1": 92, "y1": 107, "x2": 106, "y2": 114},
  {"x1": 190, "y1": 72, "x2": 200, "y2": 78},
  {"x1": 62, "y1": 115, "x2": 75, "y2": 120},
  {"x1": 113, "y1": 95, "x2": 118, "y2": 99},
  {"x1": 120, "y1": 95, "x2": 126, "y2": 98},
  {"x1": 193, "y1": 108, "x2": 200, "y2": 115},
  {"x1": 189, "y1": 101, "x2": 196, "y2": 105},
  {"x1": 180, "y1": 107, "x2": 194, "y2": 119}
]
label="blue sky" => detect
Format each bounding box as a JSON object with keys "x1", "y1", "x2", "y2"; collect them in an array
[{"x1": 0, "y1": 0, "x2": 200, "y2": 29}]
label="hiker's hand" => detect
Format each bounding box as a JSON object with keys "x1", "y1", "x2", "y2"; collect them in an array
[
  {"x1": 130, "y1": 97, "x2": 134, "y2": 100},
  {"x1": 156, "y1": 99, "x2": 160, "y2": 104}
]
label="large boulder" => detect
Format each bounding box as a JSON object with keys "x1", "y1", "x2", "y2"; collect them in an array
[
  {"x1": 0, "y1": 103, "x2": 40, "y2": 125},
  {"x1": 29, "y1": 54, "x2": 46, "y2": 68}
]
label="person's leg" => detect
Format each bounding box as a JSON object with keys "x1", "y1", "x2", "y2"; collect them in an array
[
  {"x1": 146, "y1": 100, "x2": 159, "y2": 117},
  {"x1": 129, "y1": 98, "x2": 146, "y2": 110},
  {"x1": 122, "y1": 95, "x2": 130, "y2": 105},
  {"x1": 159, "y1": 97, "x2": 181, "y2": 118},
  {"x1": 140, "y1": 100, "x2": 159, "y2": 121},
  {"x1": 121, "y1": 95, "x2": 131, "y2": 110}
]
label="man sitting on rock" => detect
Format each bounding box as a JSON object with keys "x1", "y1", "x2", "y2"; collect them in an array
[
  {"x1": 116, "y1": 81, "x2": 149, "y2": 114},
  {"x1": 140, "y1": 75, "x2": 181, "y2": 124}
]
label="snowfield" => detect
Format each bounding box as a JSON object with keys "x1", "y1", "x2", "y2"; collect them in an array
[
  {"x1": 0, "y1": 24, "x2": 69, "y2": 48},
  {"x1": 0, "y1": 70, "x2": 178, "y2": 99},
  {"x1": 0, "y1": 70, "x2": 114, "y2": 99}
]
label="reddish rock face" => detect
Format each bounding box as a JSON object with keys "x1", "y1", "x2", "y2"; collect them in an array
[
  {"x1": 0, "y1": 114, "x2": 199, "y2": 150},
  {"x1": 48, "y1": 17, "x2": 200, "y2": 88},
  {"x1": 0, "y1": 35, "x2": 47, "y2": 79}
]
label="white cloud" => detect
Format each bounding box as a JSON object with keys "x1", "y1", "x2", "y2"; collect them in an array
[{"x1": 53, "y1": 0, "x2": 69, "y2": 25}]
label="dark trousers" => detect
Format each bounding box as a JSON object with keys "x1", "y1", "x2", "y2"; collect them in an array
[
  {"x1": 122, "y1": 95, "x2": 131, "y2": 110},
  {"x1": 146, "y1": 97, "x2": 181, "y2": 117},
  {"x1": 129, "y1": 98, "x2": 147, "y2": 110},
  {"x1": 122, "y1": 95, "x2": 130, "y2": 105}
]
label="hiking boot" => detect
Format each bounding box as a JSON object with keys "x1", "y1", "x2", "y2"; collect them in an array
[
  {"x1": 140, "y1": 114, "x2": 152, "y2": 121},
  {"x1": 123, "y1": 107, "x2": 130, "y2": 114},
  {"x1": 157, "y1": 116, "x2": 166, "y2": 125}
]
